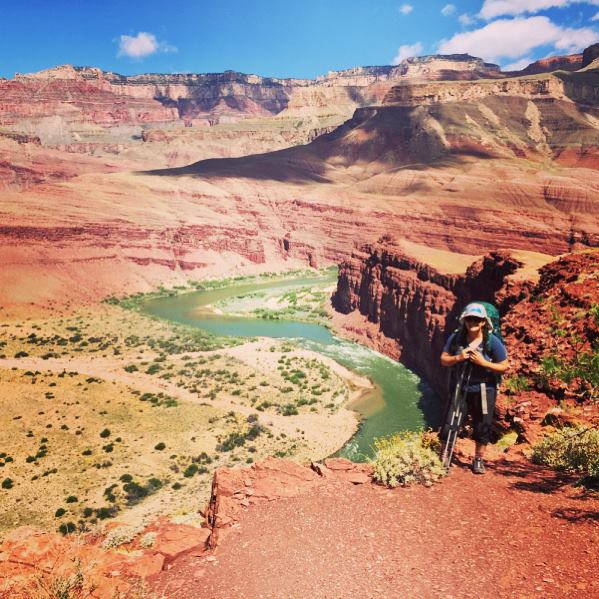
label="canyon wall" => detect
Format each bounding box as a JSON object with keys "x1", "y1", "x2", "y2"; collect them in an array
[
  {"x1": 333, "y1": 239, "x2": 525, "y2": 397},
  {"x1": 1, "y1": 48, "x2": 598, "y2": 312},
  {"x1": 333, "y1": 239, "x2": 598, "y2": 435}
]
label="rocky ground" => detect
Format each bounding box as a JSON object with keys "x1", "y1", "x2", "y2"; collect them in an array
[
  {"x1": 1, "y1": 451, "x2": 596, "y2": 598},
  {"x1": 153, "y1": 452, "x2": 597, "y2": 599}
]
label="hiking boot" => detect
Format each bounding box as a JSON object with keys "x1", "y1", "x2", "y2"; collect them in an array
[{"x1": 472, "y1": 457, "x2": 486, "y2": 475}]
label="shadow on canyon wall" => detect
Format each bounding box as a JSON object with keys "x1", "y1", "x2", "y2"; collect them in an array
[{"x1": 143, "y1": 104, "x2": 487, "y2": 185}]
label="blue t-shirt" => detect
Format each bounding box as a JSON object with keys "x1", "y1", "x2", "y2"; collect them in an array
[{"x1": 443, "y1": 332, "x2": 507, "y2": 391}]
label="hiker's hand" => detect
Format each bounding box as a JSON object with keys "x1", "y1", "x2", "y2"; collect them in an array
[
  {"x1": 467, "y1": 350, "x2": 487, "y2": 367},
  {"x1": 457, "y1": 349, "x2": 469, "y2": 363}
]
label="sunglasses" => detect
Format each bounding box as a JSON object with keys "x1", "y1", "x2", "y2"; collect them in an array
[{"x1": 464, "y1": 316, "x2": 484, "y2": 323}]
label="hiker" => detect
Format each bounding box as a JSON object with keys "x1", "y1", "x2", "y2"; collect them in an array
[{"x1": 440, "y1": 302, "x2": 509, "y2": 474}]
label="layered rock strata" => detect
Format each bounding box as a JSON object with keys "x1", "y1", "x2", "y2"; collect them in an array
[
  {"x1": 1, "y1": 49, "x2": 598, "y2": 311},
  {"x1": 334, "y1": 240, "x2": 598, "y2": 435},
  {"x1": 333, "y1": 240, "x2": 524, "y2": 396}
]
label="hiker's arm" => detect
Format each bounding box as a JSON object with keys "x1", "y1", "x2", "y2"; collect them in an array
[
  {"x1": 468, "y1": 351, "x2": 509, "y2": 373},
  {"x1": 440, "y1": 350, "x2": 469, "y2": 367}
]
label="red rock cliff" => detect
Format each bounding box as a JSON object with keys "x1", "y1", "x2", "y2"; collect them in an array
[
  {"x1": 333, "y1": 239, "x2": 524, "y2": 395},
  {"x1": 334, "y1": 240, "x2": 598, "y2": 435}
]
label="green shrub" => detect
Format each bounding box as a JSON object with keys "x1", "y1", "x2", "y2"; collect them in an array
[
  {"x1": 55, "y1": 507, "x2": 66, "y2": 517},
  {"x1": 281, "y1": 404, "x2": 299, "y2": 416},
  {"x1": 66, "y1": 495, "x2": 78, "y2": 503},
  {"x1": 123, "y1": 481, "x2": 148, "y2": 501},
  {"x1": 58, "y1": 522, "x2": 76, "y2": 535},
  {"x1": 183, "y1": 464, "x2": 198, "y2": 478},
  {"x1": 503, "y1": 376, "x2": 530, "y2": 395},
  {"x1": 99, "y1": 429, "x2": 111, "y2": 438},
  {"x1": 1, "y1": 478, "x2": 13, "y2": 489},
  {"x1": 530, "y1": 426, "x2": 599, "y2": 483},
  {"x1": 146, "y1": 363, "x2": 161, "y2": 375},
  {"x1": 371, "y1": 431, "x2": 445, "y2": 488},
  {"x1": 96, "y1": 506, "x2": 117, "y2": 520},
  {"x1": 538, "y1": 347, "x2": 598, "y2": 400},
  {"x1": 154, "y1": 442, "x2": 166, "y2": 451}
]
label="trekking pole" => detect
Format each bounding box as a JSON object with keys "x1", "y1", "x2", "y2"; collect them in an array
[{"x1": 441, "y1": 361, "x2": 471, "y2": 470}]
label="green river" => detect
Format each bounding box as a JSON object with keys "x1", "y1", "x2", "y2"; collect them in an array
[{"x1": 141, "y1": 274, "x2": 440, "y2": 461}]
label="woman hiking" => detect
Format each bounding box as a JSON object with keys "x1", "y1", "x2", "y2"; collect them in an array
[{"x1": 440, "y1": 302, "x2": 509, "y2": 474}]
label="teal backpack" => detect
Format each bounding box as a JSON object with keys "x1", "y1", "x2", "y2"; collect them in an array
[{"x1": 478, "y1": 301, "x2": 503, "y2": 347}]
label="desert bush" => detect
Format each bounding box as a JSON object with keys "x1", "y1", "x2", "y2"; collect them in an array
[
  {"x1": 58, "y1": 522, "x2": 76, "y2": 535},
  {"x1": 154, "y1": 442, "x2": 166, "y2": 451},
  {"x1": 102, "y1": 524, "x2": 143, "y2": 549},
  {"x1": 2, "y1": 478, "x2": 14, "y2": 489},
  {"x1": 55, "y1": 508, "x2": 66, "y2": 517},
  {"x1": 95, "y1": 506, "x2": 118, "y2": 520},
  {"x1": 192, "y1": 451, "x2": 213, "y2": 465},
  {"x1": 503, "y1": 376, "x2": 530, "y2": 395},
  {"x1": 281, "y1": 404, "x2": 299, "y2": 416},
  {"x1": 371, "y1": 430, "x2": 445, "y2": 488},
  {"x1": 530, "y1": 426, "x2": 599, "y2": 483},
  {"x1": 139, "y1": 531, "x2": 157, "y2": 549},
  {"x1": 183, "y1": 464, "x2": 198, "y2": 478}
]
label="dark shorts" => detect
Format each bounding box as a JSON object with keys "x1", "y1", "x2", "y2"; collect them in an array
[{"x1": 465, "y1": 387, "x2": 497, "y2": 445}]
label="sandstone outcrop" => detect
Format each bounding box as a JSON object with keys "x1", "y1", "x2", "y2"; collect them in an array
[
  {"x1": 0, "y1": 520, "x2": 211, "y2": 598},
  {"x1": 582, "y1": 43, "x2": 599, "y2": 69},
  {"x1": 205, "y1": 457, "x2": 373, "y2": 547},
  {"x1": 516, "y1": 54, "x2": 582, "y2": 75}
]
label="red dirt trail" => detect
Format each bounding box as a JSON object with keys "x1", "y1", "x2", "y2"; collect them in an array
[{"x1": 148, "y1": 456, "x2": 598, "y2": 599}]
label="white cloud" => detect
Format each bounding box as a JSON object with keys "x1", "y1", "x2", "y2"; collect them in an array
[
  {"x1": 117, "y1": 32, "x2": 177, "y2": 59},
  {"x1": 479, "y1": 0, "x2": 599, "y2": 20},
  {"x1": 458, "y1": 13, "x2": 476, "y2": 25},
  {"x1": 393, "y1": 42, "x2": 424, "y2": 64},
  {"x1": 438, "y1": 16, "x2": 598, "y2": 61},
  {"x1": 441, "y1": 4, "x2": 457, "y2": 16},
  {"x1": 399, "y1": 4, "x2": 414, "y2": 15},
  {"x1": 592, "y1": 9, "x2": 599, "y2": 18},
  {"x1": 503, "y1": 56, "x2": 534, "y2": 70}
]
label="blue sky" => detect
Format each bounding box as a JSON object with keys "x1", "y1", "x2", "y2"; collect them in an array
[{"x1": 1, "y1": 1, "x2": 598, "y2": 79}]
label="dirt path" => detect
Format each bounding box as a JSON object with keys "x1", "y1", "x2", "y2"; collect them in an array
[{"x1": 148, "y1": 456, "x2": 598, "y2": 599}]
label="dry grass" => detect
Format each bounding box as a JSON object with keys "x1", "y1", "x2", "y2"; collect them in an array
[{"x1": 0, "y1": 304, "x2": 360, "y2": 536}]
